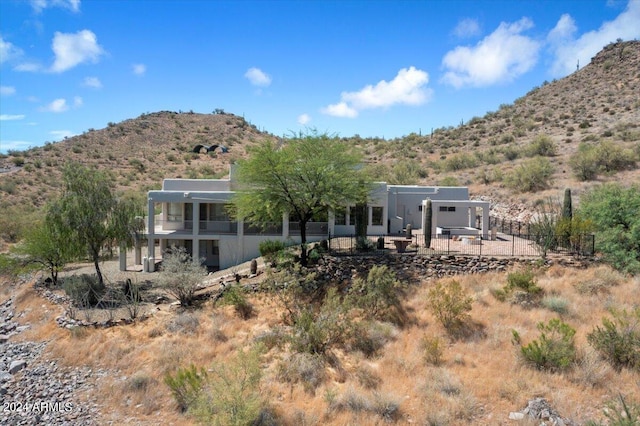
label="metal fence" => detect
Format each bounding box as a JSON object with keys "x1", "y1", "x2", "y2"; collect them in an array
[
  {"x1": 327, "y1": 233, "x2": 595, "y2": 258},
  {"x1": 489, "y1": 216, "x2": 532, "y2": 237}
]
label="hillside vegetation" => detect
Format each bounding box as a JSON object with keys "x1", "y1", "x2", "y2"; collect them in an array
[{"x1": 1, "y1": 41, "x2": 639, "y2": 243}]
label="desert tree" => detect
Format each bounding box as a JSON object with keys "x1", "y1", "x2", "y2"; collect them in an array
[
  {"x1": 233, "y1": 131, "x2": 371, "y2": 266},
  {"x1": 53, "y1": 163, "x2": 142, "y2": 288},
  {"x1": 16, "y1": 203, "x2": 79, "y2": 286}
]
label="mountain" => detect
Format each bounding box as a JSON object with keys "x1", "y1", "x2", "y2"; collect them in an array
[{"x1": 1, "y1": 41, "x2": 638, "y2": 238}]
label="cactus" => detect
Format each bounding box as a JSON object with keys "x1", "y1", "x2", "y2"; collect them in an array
[
  {"x1": 562, "y1": 188, "x2": 573, "y2": 220},
  {"x1": 424, "y1": 199, "x2": 433, "y2": 249}
]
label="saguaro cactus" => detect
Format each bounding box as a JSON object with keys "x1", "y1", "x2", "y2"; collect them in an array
[
  {"x1": 562, "y1": 188, "x2": 573, "y2": 220},
  {"x1": 424, "y1": 199, "x2": 433, "y2": 249}
]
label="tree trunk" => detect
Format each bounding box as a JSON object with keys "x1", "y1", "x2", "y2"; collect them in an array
[{"x1": 299, "y1": 219, "x2": 308, "y2": 267}]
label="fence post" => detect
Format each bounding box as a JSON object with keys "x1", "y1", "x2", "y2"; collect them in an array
[
  {"x1": 512, "y1": 235, "x2": 515, "y2": 256},
  {"x1": 479, "y1": 235, "x2": 482, "y2": 259},
  {"x1": 447, "y1": 236, "x2": 450, "y2": 255}
]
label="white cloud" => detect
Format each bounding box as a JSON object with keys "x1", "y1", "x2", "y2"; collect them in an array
[
  {"x1": 244, "y1": 67, "x2": 272, "y2": 87},
  {"x1": 0, "y1": 36, "x2": 24, "y2": 64},
  {"x1": 41, "y1": 98, "x2": 68, "y2": 113},
  {"x1": 322, "y1": 67, "x2": 431, "y2": 118},
  {"x1": 14, "y1": 62, "x2": 42, "y2": 72},
  {"x1": 453, "y1": 18, "x2": 481, "y2": 38},
  {"x1": 82, "y1": 76, "x2": 102, "y2": 88},
  {"x1": 0, "y1": 140, "x2": 33, "y2": 152},
  {"x1": 548, "y1": 0, "x2": 640, "y2": 77},
  {"x1": 51, "y1": 30, "x2": 104, "y2": 73},
  {"x1": 30, "y1": 0, "x2": 80, "y2": 14},
  {"x1": 132, "y1": 63, "x2": 146, "y2": 75},
  {"x1": 297, "y1": 113, "x2": 311, "y2": 125},
  {"x1": 322, "y1": 102, "x2": 358, "y2": 118},
  {"x1": 50, "y1": 130, "x2": 75, "y2": 140},
  {"x1": 0, "y1": 86, "x2": 16, "y2": 96},
  {"x1": 441, "y1": 17, "x2": 540, "y2": 88},
  {"x1": 0, "y1": 114, "x2": 25, "y2": 121}
]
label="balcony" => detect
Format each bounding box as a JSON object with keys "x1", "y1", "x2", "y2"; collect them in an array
[
  {"x1": 153, "y1": 219, "x2": 237, "y2": 235},
  {"x1": 289, "y1": 222, "x2": 329, "y2": 236},
  {"x1": 243, "y1": 222, "x2": 283, "y2": 235}
]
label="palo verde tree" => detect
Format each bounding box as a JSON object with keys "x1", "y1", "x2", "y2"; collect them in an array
[
  {"x1": 16, "y1": 202, "x2": 79, "y2": 286},
  {"x1": 233, "y1": 131, "x2": 371, "y2": 266},
  {"x1": 53, "y1": 163, "x2": 142, "y2": 287},
  {"x1": 578, "y1": 183, "x2": 640, "y2": 274}
]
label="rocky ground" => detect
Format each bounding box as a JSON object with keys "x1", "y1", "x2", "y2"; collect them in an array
[{"x1": 0, "y1": 295, "x2": 104, "y2": 425}]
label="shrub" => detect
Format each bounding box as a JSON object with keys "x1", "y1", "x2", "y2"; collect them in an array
[
  {"x1": 427, "y1": 280, "x2": 473, "y2": 332},
  {"x1": 519, "y1": 318, "x2": 576, "y2": 371},
  {"x1": 157, "y1": 246, "x2": 207, "y2": 306},
  {"x1": 191, "y1": 346, "x2": 268, "y2": 424},
  {"x1": 164, "y1": 364, "x2": 208, "y2": 412},
  {"x1": 526, "y1": 134, "x2": 557, "y2": 157},
  {"x1": 221, "y1": 284, "x2": 253, "y2": 319},
  {"x1": 571, "y1": 144, "x2": 600, "y2": 181},
  {"x1": 349, "y1": 321, "x2": 397, "y2": 358},
  {"x1": 501, "y1": 269, "x2": 543, "y2": 301},
  {"x1": 259, "y1": 240, "x2": 286, "y2": 265},
  {"x1": 506, "y1": 157, "x2": 554, "y2": 192},
  {"x1": 542, "y1": 296, "x2": 570, "y2": 315},
  {"x1": 348, "y1": 265, "x2": 403, "y2": 322},
  {"x1": 290, "y1": 289, "x2": 351, "y2": 355},
  {"x1": 421, "y1": 335, "x2": 445, "y2": 366},
  {"x1": 276, "y1": 352, "x2": 326, "y2": 393},
  {"x1": 62, "y1": 274, "x2": 106, "y2": 307},
  {"x1": 586, "y1": 394, "x2": 640, "y2": 426},
  {"x1": 444, "y1": 153, "x2": 477, "y2": 171},
  {"x1": 587, "y1": 308, "x2": 640, "y2": 372}
]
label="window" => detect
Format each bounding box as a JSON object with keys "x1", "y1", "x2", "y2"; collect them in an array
[
  {"x1": 209, "y1": 203, "x2": 230, "y2": 221},
  {"x1": 371, "y1": 206, "x2": 384, "y2": 226},
  {"x1": 168, "y1": 203, "x2": 183, "y2": 221},
  {"x1": 334, "y1": 207, "x2": 346, "y2": 225},
  {"x1": 448, "y1": 206, "x2": 456, "y2": 212},
  {"x1": 439, "y1": 206, "x2": 448, "y2": 212},
  {"x1": 439, "y1": 206, "x2": 456, "y2": 212}
]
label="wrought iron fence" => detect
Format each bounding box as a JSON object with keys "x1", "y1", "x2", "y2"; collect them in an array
[{"x1": 327, "y1": 233, "x2": 595, "y2": 258}]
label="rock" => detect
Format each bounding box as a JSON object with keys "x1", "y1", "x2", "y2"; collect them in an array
[
  {"x1": 0, "y1": 334, "x2": 9, "y2": 343},
  {"x1": 509, "y1": 412, "x2": 525, "y2": 420},
  {"x1": 9, "y1": 360, "x2": 27, "y2": 374}
]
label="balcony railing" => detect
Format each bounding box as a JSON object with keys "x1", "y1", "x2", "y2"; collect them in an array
[
  {"x1": 154, "y1": 219, "x2": 237, "y2": 234},
  {"x1": 243, "y1": 222, "x2": 283, "y2": 235},
  {"x1": 289, "y1": 222, "x2": 329, "y2": 236}
]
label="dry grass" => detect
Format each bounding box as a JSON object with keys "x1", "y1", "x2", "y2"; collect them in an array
[{"x1": 5, "y1": 260, "x2": 640, "y2": 425}]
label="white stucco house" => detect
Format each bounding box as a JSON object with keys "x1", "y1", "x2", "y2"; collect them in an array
[{"x1": 141, "y1": 167, "x2": 489, "y2": 271}]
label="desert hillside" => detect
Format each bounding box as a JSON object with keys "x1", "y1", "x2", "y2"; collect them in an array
[{"x1": 1, "y1": 41, "x2": 638, "y2": 231}]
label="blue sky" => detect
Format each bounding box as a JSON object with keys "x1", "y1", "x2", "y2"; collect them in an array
[{"x1": 1, "y1": 0, "x2": 639, "y2": 153}]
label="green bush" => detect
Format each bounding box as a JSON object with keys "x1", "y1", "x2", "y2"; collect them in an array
[
  {"x1": 290, "y1": 288, "x2": 351, "y2": 355},
  {"x1": 221, "y1": 284, "x2": 253, "y2": 319},
  {"x1": 191, "y1": 346, "x2": 269, "y2": 424},
  {"x1": 421, "y1": 335, "x2": 445, "y2": 366},
  {"x1": 164, "y1": 364, "x2": 208, "y2": 412},
  {"x1": 587, "y1": 308, "x2": 640, "y2": 372},
  {"x1": 520, "y1": 318, "x2": 576, "y2": 371},
  {"x1": 506, "y1": 157, "x2": 554, "y2": 192},
  {"x1": 570, "y1": 144, "x2": 600, "y2": 181},
  {"x1": 444, "y1": 153, "x2": 478, "y2": 171},
  {"x1": 578, "y1": 183, "x2": 640, "y2": 274},
  {"x1": 526, "y1": 134, "x2": 557, "y2": 157},
  {"x1": 259, "y1": 240, "x2": 286, "y2": 265},
  {"x1": 506, "y1": 269, "x2": 542, "y2": 294},
  {"x1": 348, "y1": 265, "x2": 402, "y2": 322},
  {"x1": 427, "y1": 280, "x2": 473, "y2": 332}
]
